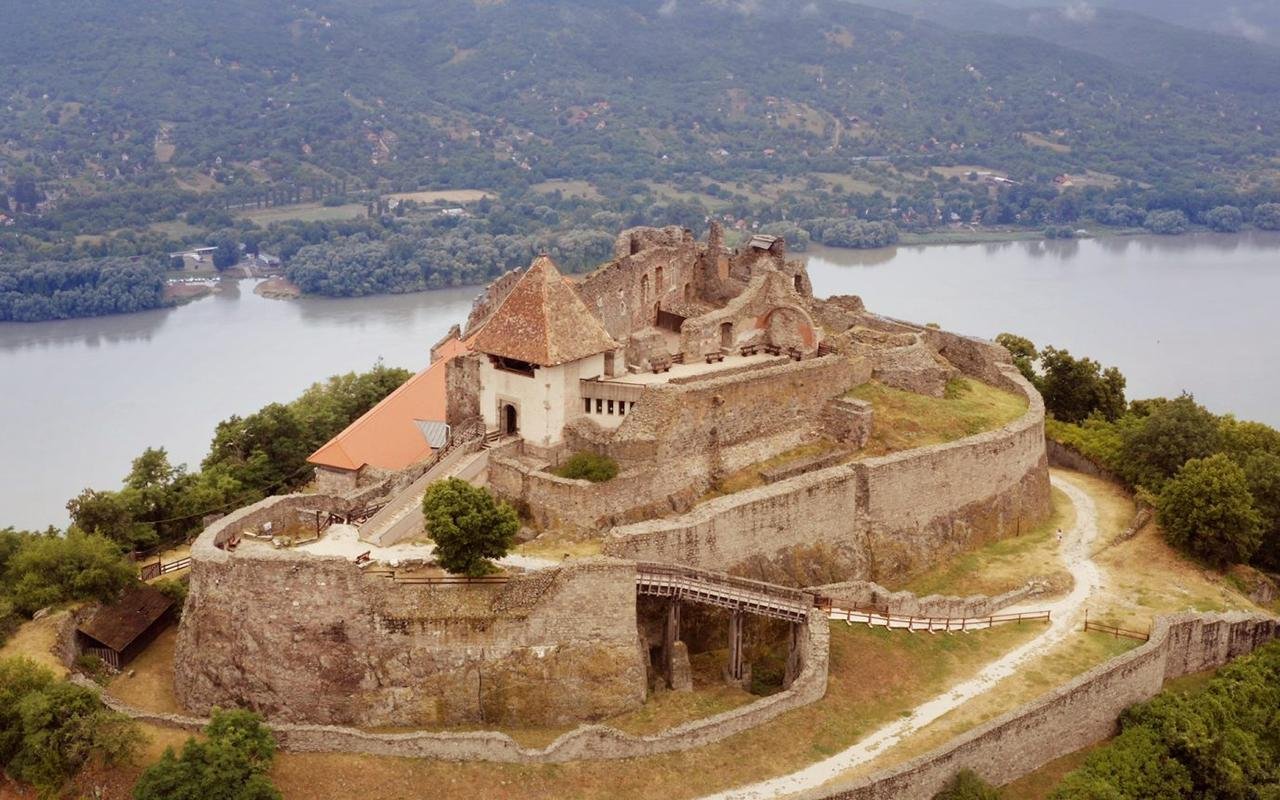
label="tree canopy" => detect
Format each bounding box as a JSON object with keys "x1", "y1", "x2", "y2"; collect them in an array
[
  {"x1": 132, "y1": 709, "x2": 281, "y2": 800},
  {"x1": 422, "y1": 478, "x2": 519, "y2": 577}
]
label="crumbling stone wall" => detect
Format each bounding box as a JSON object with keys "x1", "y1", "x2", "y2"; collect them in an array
[
  {"x1": 604, "y1": 369, "x2": 1049, "y2": 586},
  {"x1": 491, "y1": 355, "x2": 872, "y2": 531},
  {"x1": 802, "y1": 613, "x2": 1280, "y2": 800},
  {"x1": 175, "y1": 542, "x2": 647, "y2": 728},
  {"x1": 109, "y1": 609, "x2": 830, "y2": 764},
  {"x1": 680, "y1": 269, "x2": 819, "y2": 359},
  {"x1": 445, "y1": 352, "x2": 482, "y2": 431}
]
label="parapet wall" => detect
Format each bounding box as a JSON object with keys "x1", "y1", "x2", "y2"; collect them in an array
[
  {"x1": 604, "y1": 368, "x2": 1049, "y2": 586},
  {"x1": 809, "y1": 579, "x2": 1046, "y2": 619},
  {"x1": 175, "y1": 528, "x2": 646, "y2": 728},
  {"x1": 803, "y1": 612, "x2": 1280, "y2": 800}
]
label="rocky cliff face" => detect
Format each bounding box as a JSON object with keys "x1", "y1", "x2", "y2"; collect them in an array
[{"x1": 174, "y1": 551, "x2": 647, "y2": 728}]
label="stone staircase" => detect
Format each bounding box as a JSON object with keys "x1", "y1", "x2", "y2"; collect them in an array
[{"x1": 358, "y1": 447, "x2": 488, "y2": 547}]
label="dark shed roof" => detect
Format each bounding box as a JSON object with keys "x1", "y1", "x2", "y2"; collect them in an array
[{"x1": 77, "y1": 584, "x2": 175, "y2": 653}]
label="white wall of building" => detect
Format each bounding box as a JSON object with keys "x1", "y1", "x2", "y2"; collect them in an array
[{"x1": 479, "y1": 353, "x2": 606, "y2": 448}]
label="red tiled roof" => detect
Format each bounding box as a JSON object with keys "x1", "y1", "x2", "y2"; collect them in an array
[
  {"x1": 471, "y1": 255, "x2": 617, "y2": 366},
  {"x1": 307, "y1": 336, "x2": 470, "y2": 472}
]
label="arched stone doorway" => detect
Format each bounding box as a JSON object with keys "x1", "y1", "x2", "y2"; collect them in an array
[
  {"x1": 502, "y1": 403, "x2": 519, "y2": 436},
  {"x1": 762, "y1": 306, "x2": 816, "y2": 352},
  {"x1": 720, "y1": 322, "x2": 734, "y2": 349}
]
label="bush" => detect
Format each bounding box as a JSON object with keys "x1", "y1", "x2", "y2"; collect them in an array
[
  {"x1": 1204, "y1": 205, "x2": 1244, "y2": 233},
  {"x1": 1052, "y1": 641, "x2": 1280, "y2": 799},
  {"x1": 132, "y1": 709, "x2": 280, "y2": 800},
  {"x1": 153, "y1": 577, "x2": 189, "y2": 619},
  {"x1": 4, "y1": 529, "x2": 136, "y2": 616},
  {"x1": 553, "y1": 452, "x2": 619, "y2": 483},
  {"x1": 1158, "y1": 454, "x2": 1263, "y2": 565},
  {"x1": 1253, "y1": 202, "x2": 1280, "y2": 231},
  {"x1": 934, "y1": 769, "x2": 1001, "y2": 800},
  {"x1": 1143, "y1": 209, "x2": 1189, "y2": 235},
  {"x1": 1044, "y1": 224, "x2": 1075, "y2": 239},
  {"x1": 0, "y1": 657, "x2": 141, "y2": 798},
  {"x1": 421, "y1": 478, "x2": 519, "y2": 576}
]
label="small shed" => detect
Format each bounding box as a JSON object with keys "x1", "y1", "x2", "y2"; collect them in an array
[{"x1": 76, "y1": 584, "x2": 175, "y2": 670}]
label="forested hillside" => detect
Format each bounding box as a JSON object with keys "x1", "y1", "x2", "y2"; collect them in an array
[{"x1": 2, "y1": 0, "x2": 1280, "y2": 316}]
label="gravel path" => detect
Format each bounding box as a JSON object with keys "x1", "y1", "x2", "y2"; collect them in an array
[{"x1": 700, "y1": 474, "x2": 1101, "y2": 800}]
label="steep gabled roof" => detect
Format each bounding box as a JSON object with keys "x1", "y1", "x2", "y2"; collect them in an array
[
  {"x1": 307, "y1": 336, "x2": 470, "y2": 472},
  {"x1": 471, "y1": 255, "x2": 617, "y2": 366}
]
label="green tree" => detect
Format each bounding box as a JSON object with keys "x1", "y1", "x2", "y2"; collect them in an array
[
  {"x1": 1118, "y1": 394, "x2": 1221, "y2": 490},
  {"x1": 995, "y1": 332, "x2": 1039, "y2": 387},
  {"x1": 1039, "y1": 347, "x2": 1126, "y2": 424},
  {"x1": 422, "y1": 478, "x2": 518, "y2": 576},
  {"x1": 1144, "y1": 210, "x2": 1189, "y2": 235},
  {"x1": 66, "y1": 488, "x2": 151, "y2": 550},
  {"x1": 933, "y1": 769, "x2": 1001, "y2": 800},
  {"x1": 1239, "y1": 451, "x2": 1280, "y2": 569},
  {"x1": 1204, "y1": 205, "x2": 1244, "y2": 233},
  {"x1": 212, "y1": 235, "x2": 238, "y2": 270},
  {"x1": 553, "y1": 452, "x2": 619, "y2": 483},
  {"x1": 1254, "y1": 203, "x2": 1280, "y2": 231},
  {"x1": 1158, "y1": 454, "x2": 1262, "y2": 565},
  {"x1": 4, "y1": 530, "x2": 136, "y2": 615},
  {"x1": 132, "y1": 709, "x2": 280, "y2": 800},
  {"x1": 0, "y1": 657, "x2": 140, "y2": 799}
]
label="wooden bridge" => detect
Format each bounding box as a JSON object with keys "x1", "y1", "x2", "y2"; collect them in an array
[{"x1": 634, "y1": 563, "x2": 812, "y2": 623}]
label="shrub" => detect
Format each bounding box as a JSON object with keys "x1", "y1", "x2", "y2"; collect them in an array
[
  {"x1": 554, "y1": 452, "x2": 620, "y2": 483},
  {"x1": 0, "y1": 657, "x2": 140, "y2": 798},
  {"x1": 4, "y1": 529, "x2": 136, "y2": 616},
  {"x1": 1204, "y1": 205, "x2": 1244, "y2": 233},
  {"x1": 934, "y1": 769, "x2": 1001, "y2": 800},
  {"x1": 132, "y1": 709, "x2": 280, "y2": 800},
  {"x1": 1143, "y1": 209, "x2": 1189, "y2": 235},
  {"x1": 1253, "y1": 202, "x2": 1280, "y2": 231},
  {"x1": 153, "y1": 577, "x2": 189, "y2": 619},
  {"x1": 1158, "y1": 454, "x2": 1263, "y2": 565},
  {"x1": 421, "y1": 478, "x2": 519, "y2": 577}
]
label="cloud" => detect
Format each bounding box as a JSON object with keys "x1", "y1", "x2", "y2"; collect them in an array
[
  {"x1": 658, "y1": 0, "x2": 678, "y2": 17},
  {"x1": 1059, "y1": 1, "x2": 1096, "y2": 23},
  {"x1": 801, "y1": 2, "x2": 819, "y2": 17},
  {"x1": 1225, "y1": 8, "x2": 1267, "y2": 42}
]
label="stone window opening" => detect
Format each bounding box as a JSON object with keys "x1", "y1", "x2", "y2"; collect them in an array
[
  {"x1": 640, "y1": 274, "x2": 649, "y2": 303},
  {"x1": 492, "y1": 355, "x2": 537, "y2": 377},
  {"x1": 794, "y1": 274, "x2": 803, "y2": 293},
  {"x1": 720, "y1": 321, "x2": 734, "y2": 350},
  {"x1": 596, "y1": 398, "x2": 604, "y2": 414},
  {"x1": 584, "y1": 398, "x2": 592, "y2": 414},
  {"x1": 655, "y1": 265, "x2": 664, "y2": 293},
  {"x1": 607, "y1": 400, "x2": 615, "y2": 414}
]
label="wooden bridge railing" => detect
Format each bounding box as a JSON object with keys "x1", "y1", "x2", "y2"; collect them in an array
[
  {"x1": 833, "y1": 605, "x2": 1051, "y2": 633},
  {"x1": 634, "y1": 562, "x2": 813, "y2": 623}
]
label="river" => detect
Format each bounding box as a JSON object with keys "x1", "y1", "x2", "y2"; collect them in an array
[{"x1": 2, "y1": 231, "x2": 1277, "y2": 530}]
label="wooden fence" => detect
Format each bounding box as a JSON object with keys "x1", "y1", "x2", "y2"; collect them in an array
[
  {"x1": 138, "y1": 556, "x2": 193, "y2": 581},
  {"x1": 1083, "y1": 610, "x2": 1151, "y2": 641},
  {"x1": 832, "y1": 605, "x2": 1051, "y2": 633}
]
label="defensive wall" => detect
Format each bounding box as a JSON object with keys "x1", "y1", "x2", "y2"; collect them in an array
[
  {"x1": 489, "y1": 353, "x2": 872, "y2": 531},
  {"x1": 175, "y1": 514, "x2": 647, "y2": 728},
  {"x1": 800, "y1": 612, "x2": 1280, "y2": 800},
  {"x1": 602, "y1": 367, "x2": 1049, "y2": 585}
]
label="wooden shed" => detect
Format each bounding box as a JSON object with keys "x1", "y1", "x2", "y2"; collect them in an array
[{"x1": 76, "y1": 584, "x2": 175, "y2": 670}]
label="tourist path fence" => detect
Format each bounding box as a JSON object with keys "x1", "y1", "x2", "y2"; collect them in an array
[
  {"x1": 827, "y1": 604, "x2": 1051, "y2": 633},
  {"x1": 138, "y1": 556, "x2": 193, "y2": 581}
]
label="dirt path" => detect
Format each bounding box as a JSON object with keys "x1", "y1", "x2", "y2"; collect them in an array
[{"x1": 702, "y1": 474, "x2": 1101, "y2": 799}]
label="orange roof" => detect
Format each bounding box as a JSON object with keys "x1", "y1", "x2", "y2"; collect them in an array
[
  {"x1": 308, "y1": 336, "x2": 470, "y2": 473},
  {"x1": 471, "y1": 255, "x2": 617, "y2": 366}
]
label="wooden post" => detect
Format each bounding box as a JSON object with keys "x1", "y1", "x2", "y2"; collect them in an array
[
  {"x1": 727, "y1": 609, "x2": 745, "y2": 683},
  {"x1": 663, "y1": 598, "x2": 681, "y2": 688}
]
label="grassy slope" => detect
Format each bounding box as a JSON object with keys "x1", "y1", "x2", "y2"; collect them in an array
[{"x1": 849, "y1": 378, "x2": 1029, "y2": 458}]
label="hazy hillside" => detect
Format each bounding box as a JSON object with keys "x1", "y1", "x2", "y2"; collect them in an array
[
  {"x1": 858, "y1": 0, "x2": 1280, "y2": 95},
  {"x1": 3, "y1": 0, "x2": 1278, "y2": 200}
]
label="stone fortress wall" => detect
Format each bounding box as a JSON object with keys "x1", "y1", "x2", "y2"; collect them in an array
[
  {"x1": 175, "y1": 519, "x2": 647, "y2": 728},
  {"x1": 802, "y1": 612, "x2": 1280, "y2": 800},
  {"x1": 603, "y1": 366, "x2": 1049, "y2": 586}
]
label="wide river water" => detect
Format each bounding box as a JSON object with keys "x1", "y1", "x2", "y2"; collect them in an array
[{"x1": 3, "y1": 231, "x2": 1278, "y2": 529}]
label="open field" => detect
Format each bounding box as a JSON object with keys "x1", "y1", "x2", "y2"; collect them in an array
[
  {"x1": 848, "y1": 378, "x2": 1028, "y2": 458},
  {"x1": 384, "y1": 189, "x2": 491, "y2": 204},
  {"x1": 530, "y1": 180, "x2": 601, "y2": 200},
  {"x1": 237, "y1": 202, "x2": 368, "y2": 225},
  {"x1": 0, "y1": 608, "x2": 72, "y2": 675}
]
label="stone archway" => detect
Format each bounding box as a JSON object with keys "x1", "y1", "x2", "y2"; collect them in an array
[
  {"x1": 503, "y1": 403, "x2": 519, "y2": 435},
  {"x1": 761, "y1": 305, "x2": 816, "y2": 352}
]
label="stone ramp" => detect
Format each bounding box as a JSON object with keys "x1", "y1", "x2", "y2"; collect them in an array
[{"x1": 359, "y1": 448, "x2": 488, "y2": 547}]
